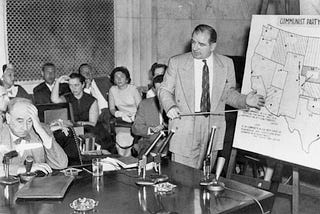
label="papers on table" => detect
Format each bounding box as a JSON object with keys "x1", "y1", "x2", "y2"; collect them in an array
[{"x1": 101, "y1": 157, "x2": 154, "y2": 171}]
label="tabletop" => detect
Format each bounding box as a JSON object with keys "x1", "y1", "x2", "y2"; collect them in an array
[{"x1": 0, "y1": 159, "x2": 273, "y2": 214}]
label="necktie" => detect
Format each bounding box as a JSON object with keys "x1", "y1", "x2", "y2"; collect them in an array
[
  {"x1": 200, "y1": 60, "x2": 210, "y2": 115},
  {"x1": 13, "y1": 135, "x2": 31, "y2": 145}
]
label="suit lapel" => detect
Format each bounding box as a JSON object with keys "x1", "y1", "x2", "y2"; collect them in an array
[
  {"x1": 178, "y1": 53, "x2": 195, "y2": 113},
  {"x1": 210, "y1": 53, "x2": 227, "y2": 112}
]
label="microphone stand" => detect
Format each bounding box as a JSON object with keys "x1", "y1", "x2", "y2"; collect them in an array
[
  {"x1": 207, "y1": 157, "x2": 225, "y2": 192},
  {"x1": 136, "y1": 131, "x2": 165, "y2": 186},
  {"x1": 200, "y1": 126, "x2": 216, "y2": 186},
  {"x1": 0, "y1": 151, "x2": 19, "y2": 185},
  {"x1": 151, "y1": 130, "x2": 175, "y2": 183},
  {"x1": 200, "y1": 126, "x2": 225, "y2": 193}
]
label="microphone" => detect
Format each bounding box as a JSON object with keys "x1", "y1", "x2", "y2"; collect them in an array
[
  {"x1": 143, "y1": 131, "x2": 165, "y2": 157},
  {"x1": 204, "y1": 127, "x2": 225, "y2": 193},
  {"x1": 200, "y1": 126, "x2": 217, "y2": 186},
  {"x1": 20, "y1": 156, "x2": 36, "y2": 183},
  {"x1": 158, "y1": 129, "x2": 175, "y2": 154},
  {"x1": 2, "y1": 150, "x2": 18, "y2": 164},
  {"x1": 0, "y1": 150, "x2": 19, "y2": 185},
  {"x1": 151, "y1": 130, "x2": 175, "y2": 183},
  {"x1": 136, "y1": 131, "x2": 165, "y2": 186},
  {"x1": 24, "y1": 155, "x2": 34, "y2": 174}
]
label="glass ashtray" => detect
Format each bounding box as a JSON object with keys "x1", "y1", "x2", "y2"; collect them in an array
[{"x1": 69, "y1": 197, "x2": 99, "y2": 212}]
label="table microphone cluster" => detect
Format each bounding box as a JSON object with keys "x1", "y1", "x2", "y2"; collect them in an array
[{"x1": 135, "y1": 130, "x2": 175, "y2": 186}]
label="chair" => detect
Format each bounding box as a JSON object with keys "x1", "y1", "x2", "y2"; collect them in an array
[
  {"x1": 36, "y1": 103, "x2": 83, "y2": 166},
  {"x1": 36, "y1": 102, "x2": 74, "y2": 124}
]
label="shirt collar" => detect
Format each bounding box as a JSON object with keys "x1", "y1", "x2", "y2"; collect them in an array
[
  {"x1": 193, "y1": 52, "x2": 213, "y2": 63},
  {"x1": 45, "y1": 81, "x2": 56, "y2": 91},
  {"x1": 9, "y1": 127, "x2": 20, "y2": 143}
]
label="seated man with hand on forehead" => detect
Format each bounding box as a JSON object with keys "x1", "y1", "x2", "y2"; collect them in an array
[{"x1": 0, "y1": 98, "x2": 68, "y2": 176}]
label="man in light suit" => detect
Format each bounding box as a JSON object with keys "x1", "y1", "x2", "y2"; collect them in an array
[
  {"x1": 0, "y1": 98, "x2": 68, "y2": 176},
  {"x1": 159, "y1": 24, "x2": 265, "y2": 169},
  {"x1": 132, "y1": 75, "x2": 168, "y2": 155}
]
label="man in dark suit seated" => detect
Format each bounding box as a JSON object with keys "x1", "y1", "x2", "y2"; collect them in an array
[
  {"x1": 78, "y1": 63, "x2": 115, "y2": 152},
  {"x1": 1, "y1": 63, "x2": 30, "y2": 100},
  {"x1": 132, "y1": 75, "x2": 168, "y2": 155},
  {"x1": 33, "y1": 63, "x2": 70, "y2": 105}
]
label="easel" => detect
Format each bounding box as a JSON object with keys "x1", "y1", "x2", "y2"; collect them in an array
[{"x1": 226, "y1": 148, "x2": 302, "y2": 214}]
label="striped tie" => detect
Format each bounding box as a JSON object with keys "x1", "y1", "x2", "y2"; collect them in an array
[{"x1": 200, "y1": 60, "x2": 210, "y2": 116}]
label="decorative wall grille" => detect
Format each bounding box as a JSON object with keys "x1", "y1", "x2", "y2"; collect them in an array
[{"x1": 6, "y1": 0, "x2": 114, "y2": 81}]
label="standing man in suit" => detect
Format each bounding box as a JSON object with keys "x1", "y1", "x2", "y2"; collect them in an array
[
  {"x1": 132, "y1": 74, "x2": 168, "y2": 155},
  {"x1": 33, "y1": 63, "x2": 70, "y2": 105},
  {"x1": 159, "y1": 24, "x2": 265, "y2": 169}
]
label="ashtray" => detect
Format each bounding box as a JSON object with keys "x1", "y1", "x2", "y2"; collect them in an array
[
  {"x1": 70, "y1": 197, "x2": 99, "y2": 212},
  {"x1": 62, "y1": 168, "x2": 82, "y2": 176},
  {"x1": 154, "y1": 182, "x2": 176, "y2": 194}
]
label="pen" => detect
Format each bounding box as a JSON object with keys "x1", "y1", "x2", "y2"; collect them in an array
[{"x1": 82, "y1": 167, "x2": 94, "y2": 175}]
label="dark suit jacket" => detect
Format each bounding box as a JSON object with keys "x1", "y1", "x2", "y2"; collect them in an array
[
  {"x1": 93, "y1": 76, "x2": 112, "y2": 101},
  {"x1": 132, "y1": 97, "x2": 167, "y2": 142},
  {"x1": 33, "y1": 82, "x2": 70, "y2": 104},
  {"x1": 16, "y1": 85, "x2": 32, "y2": 100},
  {"x1": 132, "y1": 97, "x2": 169, "y2": 155}
]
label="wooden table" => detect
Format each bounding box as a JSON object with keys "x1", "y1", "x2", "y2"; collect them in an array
[{"x1": 0, "y1": 160, "x2": 273, "y2": 214}]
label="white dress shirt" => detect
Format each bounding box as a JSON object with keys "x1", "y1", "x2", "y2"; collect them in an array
[
  {"x1": 84, "y1": 79, "x2": 108, "y2": 113},
  {"x1": 194, "y1": 53, "x2": 214, "y2": 112}
]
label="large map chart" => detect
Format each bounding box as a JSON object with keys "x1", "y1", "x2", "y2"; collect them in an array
[{"x1": 233, "y1": 15, "x2": 320, "y2": 170}]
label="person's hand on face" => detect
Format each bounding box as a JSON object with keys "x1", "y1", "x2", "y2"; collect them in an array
[
  {"x1": 25, "y1": 103, "x2": 42, "y2": 130},
  {"x1": 57, "y1": 75, "x2": 70, "y2": 84},
  {"x1": 85, "y1": 78, "x2": 92, "y2": 88}
]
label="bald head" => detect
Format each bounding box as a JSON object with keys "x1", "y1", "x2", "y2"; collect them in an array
[
  {"x1": 7, "y1": 97, "x2": 33, "y2": 114},
  {"x1": 6, "y1": 98, "x2": 35, "y2": 137}
]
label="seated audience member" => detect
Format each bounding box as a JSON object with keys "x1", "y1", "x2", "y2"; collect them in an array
[
  {"x1": 0, "y1": 80, "x2": 10, "y2": 125},
  {"x1": 51, "y1": 73, "x2": 99, "y2": 134},
  {"x1": 78, "y1": 63, "x2": 109, "y2": 114},
  {"x1": 78, "y1": 63, "x2": 113, "y2": 145},
  {"x1": 109, "y1": 66, "x2": 142, "y2": 156},
  {"x1": 0, "y1": 98, "x2": 68, "y2": 176},
  {"x1": 146, "y1": 63, "x2": 167, "y2": 98},
  {"x1": 33, "y1": 63, "x2": 70, "y2": 104},
  {"x1": 132, "y1": 75, "x2": 168, "y2": 155},
  {"x1": 1, "y1": 64, "x2": 30, "y2": 100}
]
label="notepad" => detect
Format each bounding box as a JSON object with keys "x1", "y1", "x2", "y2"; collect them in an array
[{"x1": 16, "y1": 175, "x2": 74, "y2": 199}]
